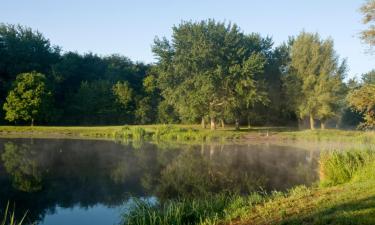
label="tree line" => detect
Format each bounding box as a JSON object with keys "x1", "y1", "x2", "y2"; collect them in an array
[{"x1": 0, "y1": 9, "x2": 374, "y2": 129}]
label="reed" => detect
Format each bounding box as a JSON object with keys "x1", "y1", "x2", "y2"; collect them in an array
[
  {"x1": 122, "y1": 193, "x2": 263, "y2": 225},
  {"x1": 1, "y1": 203, "x2": 28, "y2": 225},
  {"x1": 319, "y1": 150, "x2": 375, "y2": 186}
]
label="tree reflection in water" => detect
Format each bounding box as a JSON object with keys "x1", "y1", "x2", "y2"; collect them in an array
[{"x1": 0, "y1": 138, "x2": 319, "y2": 224}]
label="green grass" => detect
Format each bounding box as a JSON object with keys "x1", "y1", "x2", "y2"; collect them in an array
[{"x1": 122, "y1": 193, "x2": 264, "y2": 225}]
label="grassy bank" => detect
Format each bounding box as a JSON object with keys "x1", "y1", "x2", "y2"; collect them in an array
[
  {"x1": 235, "y1": 149, "x2": 375, "y2": 225},
  {"x1": 0, "y1": 125, "x2": 374, "y2": 144},
  {"x1": 0, "y1": 125, "x2": 242, "y2": 142},
  {"x1": 121, "y1": 149, "x2": 375, "y2": 225}
]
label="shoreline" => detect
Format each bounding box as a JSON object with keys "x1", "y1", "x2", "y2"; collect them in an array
[{"x1": 0, "y1": 125, "x2": 373, "y2": 144}]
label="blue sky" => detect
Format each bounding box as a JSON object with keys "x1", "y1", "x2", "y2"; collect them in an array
[{"x1": 1, "y1": 0, "x2": 374, "y2": 79}]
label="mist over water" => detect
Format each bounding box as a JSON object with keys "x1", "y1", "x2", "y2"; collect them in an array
[{"x1": 0, "y1": 138, "x2": 363, "y2": 225}]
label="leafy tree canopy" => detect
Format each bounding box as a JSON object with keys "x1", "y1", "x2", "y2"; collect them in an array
[{"x1": 3, "y1": 72, "x2": 52, "y2": 125}]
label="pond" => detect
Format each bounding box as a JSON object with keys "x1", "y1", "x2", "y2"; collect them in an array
[{"x1": 0, "y1": 138, "x2": 364, "y2": 225}]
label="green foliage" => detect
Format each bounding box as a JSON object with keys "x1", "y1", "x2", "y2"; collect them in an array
[
  {"x1": 135, "y1": 97, "x2": 155, "y2": 124},
  {"x1": 67, "y1": 80, "x2": 119, "y2": 124},
  {"x1": 285, "y1": 32, "x2": 346, "y2": 129},
  {"x1": 347, "y1": 84, "x2": 375, "y2": 129},
  {"x1": 153, "y1": 20, "x2": 271, "y2": 128},
  {"x1": 51, "y1": 52, "x2": 148, "y2": 125},
  {"x1": 3, "y1": 72, "x2": 52, "y2": 125},
  {"x1": 0, "y1": 24, "x2": 60, "y2": 124},
  {"x1": 122, "y1": 193, "x2": 263, "y2": 225},
  {"x1": 113, "y1": 81, "x2": 133, "y2": 107},
  {"x1": 157, "y1": 101, "x2": 179, "y2": 124},
  {"x1": 134, "y1": 73, "x2": 161, "y2": 125},
  {"x1": 0, "y1": 22, "x2": 363, "y2": 129}
]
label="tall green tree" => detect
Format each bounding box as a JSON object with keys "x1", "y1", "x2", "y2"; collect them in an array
[
  {"x1": 225, "y1": 53, "x2": 268, "y2": 130},
  {"x1": 3, "y1": 72, "x2": 52, "y2": 126},
  {"x1": 285, "y1": 32, "x2": 346, "y2": 129},
  {"x1": 51, "y1": 52, "x2": 150, "y2": 125},
  {"x1": 153, "y1": 20, "x2": 270, "y2": 129}
]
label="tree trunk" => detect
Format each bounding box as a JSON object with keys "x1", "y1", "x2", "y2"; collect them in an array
[
  {"x1": 309, "y1": 114, "x2": 315, "y2": 130},
  {"x1": 247, "y1": 116, "x2": 251, "y2": 129},
  {"x1": 321, "y1": 121, "x2": 326, "y2": 130},
  {"x1": 235, "y1": 118, "x2": 240, "y2": 131},
  {"x1": 210, "y1": 117, "x2": 216, "y2": 130},
  {"x1": 31, "y1": 118, "x2": 34, "y2": 127},
  {"x1": 220, "y1": 119, "x2": 225, "y2": 129},
  {"x1": 201, "y1": 117, "x2": 206, "y2": 129}
]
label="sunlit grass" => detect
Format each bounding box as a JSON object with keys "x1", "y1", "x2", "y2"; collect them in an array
[{"x1": 122, "y1": 193, "x2": 264, "y2": 225}]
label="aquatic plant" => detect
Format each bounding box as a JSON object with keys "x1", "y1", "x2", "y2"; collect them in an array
[
  {"x1": 122, "y1": 193, "x2": 263, "y2": 225},
  {"x1": 1, "y1": 202, "x2": 28, "y2": 225}
]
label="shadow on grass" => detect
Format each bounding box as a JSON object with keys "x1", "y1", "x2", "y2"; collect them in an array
[{"x1": 280, "y1": 196, "x2": 375, "y2": 225}]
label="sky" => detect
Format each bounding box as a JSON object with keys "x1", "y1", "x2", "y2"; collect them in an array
[{"x1": 1, "y1": 0, "x2": 374, "y2": 79}]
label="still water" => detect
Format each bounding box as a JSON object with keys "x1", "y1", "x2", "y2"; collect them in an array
[{"x1": 0, "y1": 138, "x2": 351, "y2": 225}]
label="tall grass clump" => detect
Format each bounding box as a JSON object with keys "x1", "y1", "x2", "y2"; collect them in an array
[
  {"x1": 115, "y1": 126, "x2": 148, "y2": 142},
  {"x1": 319, "y1": 150, "x2": 375, "y2": 186},
  {"x1": 1, "y1": 202, "x2": 29, "y2": 225},
  {"x1": 152, "y1": 125, "x2": 207, "y2": 142},
  {"x1": 122, "y1": 193, "x2": 263, "y2": 225}
]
